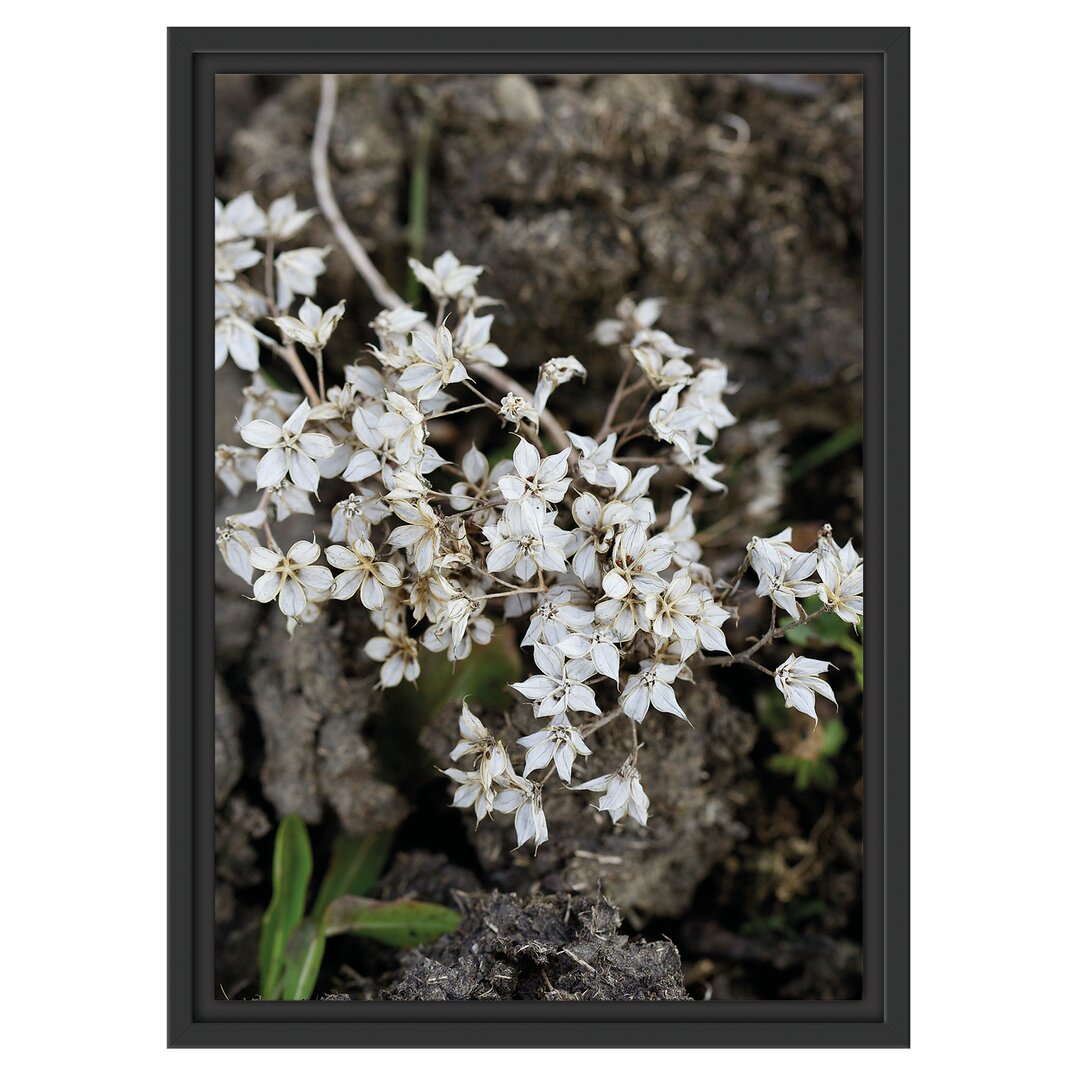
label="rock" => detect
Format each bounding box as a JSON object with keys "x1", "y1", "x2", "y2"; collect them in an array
[
  {"x1": 494, "y1": 74, "x2": 543, "y2": 125},
  {"x1": 375, "y1": 850, "x2": 483, "y2": 906},
  {"x1": 217, "y1": 72, "x2": 864, "y2": 432},
  {"x1": 383, "y1": 891, "x2": 690, "y2": 1001},
  {"x1": 214, "y1": 674, "x2": 243, "y2": 808},
  {"x1": 248, "y1": 614, "x2": 408, "y2": 832}
]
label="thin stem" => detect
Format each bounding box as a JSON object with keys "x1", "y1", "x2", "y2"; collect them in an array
[
  {"x1": 482, "y1": 587, "x2": 545, "y2": 601},
  {"x1": 312, "y1": 75, "x2": 402, "y2": 312},
  {"x1": 264, "y1": 237, "x2": 275, "y2": 308},
  {"x1": 427, "y1": 402, "x2": 490, "y2": 421},
  {"x1": 311, "y1": 74, "x2": 571, "y2": 452},
  {"x1": 717, "y1": 552, "x2": 751, "y2": 604},
  {"x1": 596, "y1": 353, "x2": 636, "y2": 441},
  {"x1": 312, "y1": 347, "x2": 326, "y2": 401},
  {"x1": 702, "y1": 606, "x2": 830, "y2": 668}
]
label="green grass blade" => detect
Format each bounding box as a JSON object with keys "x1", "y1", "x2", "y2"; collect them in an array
[
  {"x1": 322, "y1": 896, "x2": 461, "y2": 948},
  {"x1": 311, "y1": 831, "x2": 394, "y2": 920},
  {"x1": 258, "y1": 815, "x2": 313, "y2": 1000},
  {"x1": 278, "y1": 917, "x2": 326, "y2": 1001},
  {"x1": 787, "y1": 422, "x2": 862, "y2": 481}
]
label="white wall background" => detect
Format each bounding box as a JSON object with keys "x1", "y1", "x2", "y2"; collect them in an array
[{"x1": 2, "y1": 3, "x2": 1075, "y2": 1075}]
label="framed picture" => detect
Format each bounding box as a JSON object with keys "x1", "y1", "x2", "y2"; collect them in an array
[{"x1": 169, "y1": 26, "x2": 909, "y2": 1048}]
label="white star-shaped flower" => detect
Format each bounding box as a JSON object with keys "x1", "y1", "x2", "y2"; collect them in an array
[
  {"x1": 619, "y1": 660, "x2": 686, "y2": 723},
  {"x1": 273, "y1": 297, "x2": 345, "y2": 353},
  {"x1": 774, "y1": 655, "x2": 836, "y2": 722},
  {"x1": 574, "y1": 760, "x2": 650, "y2": 826},
  {"x1": 240, "y1": 398, "x2": 336, "y2": 492},
  {"x1": 517, "y1": 720, "x2": 593, "y2": 783},
  {"x1": 249, "y1": 539, "x2": 333, "y2": 618},
  {"x1": 326, "y1": 538, "x2": 403, "y2": 609}
]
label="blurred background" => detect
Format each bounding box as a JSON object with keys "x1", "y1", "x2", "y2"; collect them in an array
[{"x1": 214, "y1": 72, "x2": 864, "y2": 1001}]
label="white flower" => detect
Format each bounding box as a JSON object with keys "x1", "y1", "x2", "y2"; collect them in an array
[
  {"x1": 748, "y1": 529, "x2": 798, "y2": 579},
  {"x1": 215, "y1": 510, "x2": 266, "y2": 583},
  {"x1": 601, "y1": 524, "x2": 673, "y2": 600},
  {"x1": 422, "y1": 612, "x2": 494, "y2": 661},
  {"x1": 450, "y1": 701, "x2": 496, "y2": 763},
  {"x1": 594, "y1": 295, "x2": 663, "y2": 345},
  {"x1": 326, "y1": 539, "x2": 403, "y2": 608},
  {"x1": 215, "y1": 239, "x2": 261, "y2": 283},
  {"x1": 267, "y1": 481, "x2": 314, "y2": 520},
  {"x1": 511, "y1": 643, "x2": 600, "y2": 718},
  {"x1": 609, "y1": 464, "x2": 659, "y2": 526},
  {"x1": 492, "y1": 777, "x2": 548, "y2": 853},
  {"x1": 518, "y1": 720, "x2": 592, "y2": 783},
  {"x1": 215, "y1": 445, "x2": 259, "y2": 496},
  {"x1": 329, "y1": 491, "x2": 390, "y2": 544},
  {"x1": 409, "y1": 251, "x2": 484, "y2": 303},
  {"x1": 631, "y1": 344, "x2": 693, "y2": 390},
  {"x1": 534, "y1": 355, "x2": 586, "y2": 414},
  {"x1": 619, "y1": 661, "x2": 686, "y2": 723},
  {"x1": 567, "y1": 432, "x2": 619, "y2": 488},
  {"x1": 342, "y1": 446, "x2": 381, "y2": 484},
  {"x1": 556, "y1": 626, "x2": 621, "y2": 682},
  {"x1": 273, "y1": 297, "x2": 345, "y2": 353},
  {"x1": 265, "y1": 194, "x2": 317, "y2": 241},
  {"x1": 631, "y1": 327, "x2": 693, "y2": 360},
  {"x1": 443, "y1": 768, "x2": 496, "y2": 823},
  {"x1": 274, "y1": 247, "x2": 331, "y2": 308},
  {"x1": 483, "y1": 512, "x2": 571, "y2": 581},
  {"x1": 522, "y1": 589, "x2": 595, "y2": 647},
  {"x1": 574, "y1": 760, "x2": 650, "y2": 826},
  {"x1": 240, "y1": 398, "x2": 336, "y2": 492},
  {"x1": 774, "y1": 655, "x2": 836, "y2": 721},
  {"x1": 378, "y1": 392, "x2": 428, "y2": 466},
  {"x1": 683, "y1": 360, "x2": 737, "y2": 439},
  {"x1": 675, "y1": 445, "x2": 727, "y2": 493},
  {"x1": 215, "y1": 193, "x2": 266, "y2": 242},
  {"x1": 371, "y1": 305, "x2": 427, "y2": 346},
  {"x1": 817, "y1": 535, "x2": 864, "y2": 625},
  {"x1": 569, "y1": 491, "x2": 633, "y2": 586},
  {"x1": 692, "y1": 594, "x2": 732, "y2": 654},
  {"x1": 398, "y1": 326, "x2": 469, "y2": 402},
  {"x1": 387, "y1": 499, "x2": 441, "y2": 575},
  {"x1": 666, "y1": 491, "x2": 702, "y2": 567},
  {"x1": 237, "y1": 372, "x2": 301, "y2": 428},
  {"x1": 755, "y1": 549, "x2": 819, "y2": 620},
  {"x1": 497, "y1": 440, "x2": 571, "y2": 530},
  {"x1": 642, "y1": 570, "x2": 703, "y2": 643},
  {"x1": 449, "y1": 445, "x2": 492, "y2": 509},
  {"x1": 215, "y1": 314, "x2": 262, "y2": 371},
  {"x1": 648, "y1": 386, "x2": 701, "y2": 458},
  {"x1": 498, "y1": 392, "x2": 540, "y2": 430},
  {"x1": 454, "y1": 309, "x2": 508, "y2": 367},
  {"x1": 250, "y1": 539, "x2": 333, "y2": 618},
  {"x1": 364, "y1": 627, "x2": 421, "y2": 688}
]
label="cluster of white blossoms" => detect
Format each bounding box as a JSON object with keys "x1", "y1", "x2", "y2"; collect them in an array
[{"x1": 214, "y1": 191, "x2": 864, "y2": 855}]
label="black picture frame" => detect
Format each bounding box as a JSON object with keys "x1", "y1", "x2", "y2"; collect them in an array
[{"x1": 169, "y1": 26, "x2": 910, "y2": 1048}]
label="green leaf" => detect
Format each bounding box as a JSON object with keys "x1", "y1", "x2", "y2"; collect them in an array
[
  {"x1": 278, "y1": 917, "x2": 326, "y2": 1001},
  {"x1": 323, "y1": 896, "x2": 461, "y2": 947},
  {"x1": 784, "y1": 611, "x2": 854, "y2": 648},
  {"x1": 258, "y1": 815, "x2": 313, "y2": 1000},
  {"x1": 767, "y1": 753, "x2": 800, "y2": 775},
  {"x1": 311, "y1": 831, "x2": 394, "y2": 920},
  {"x1": 819, "y1": 718, "x2": 847, "y2": 758}
]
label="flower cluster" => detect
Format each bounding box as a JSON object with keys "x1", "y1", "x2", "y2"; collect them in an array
[{"x1": 214, "y1": 189, "x2": 863, "y2": 854}]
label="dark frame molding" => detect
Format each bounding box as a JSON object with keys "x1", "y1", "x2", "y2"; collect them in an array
[{"x1": 168, "y1": 26, "x2": 909, "y2": 1048}]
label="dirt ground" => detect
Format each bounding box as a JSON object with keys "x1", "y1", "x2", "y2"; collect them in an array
[{"x1": 214, "y1": 72, "x2": 864, "y2": 1001}]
